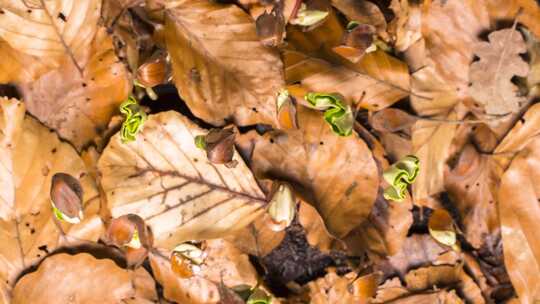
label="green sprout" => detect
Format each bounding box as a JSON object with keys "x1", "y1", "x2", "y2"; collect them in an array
[
  {"x1": 247, "y1": 288, "x2": 272, "y2": 304},
  {"x1": 383, "y1": 155, "x2": 420, "y2": 201},
  {"x1": 120, "y1": 96, "x2": 147, "y2": 143},
  {"x1": 305, "y1": 92, "x2": 354, "y2": 136},
  {"x1": 194, "y1": 135, "x2": 207, "y2": 150}
]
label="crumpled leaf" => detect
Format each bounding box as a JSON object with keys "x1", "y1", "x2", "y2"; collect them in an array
[
  {"x1": 290, "y1": 3, "x2": 329, "y2": 27},
  {"x1": 236, "y1": 106, "x2": 378, "y2": 238},
  {"x1": 469, "y1": 28, "x2": 529, "y2": 115},
  {"x1": 0, "y1": 98, "x2": 103, "y2": 294},
  {"x1": 499, "y1": 136, "x2": 540, "y2": 303},
  {"x1": 98, "y1": 111, "x2": 267, "y2": 249},
  {"x1": 18, "y1": 28, "x2": 131, "y2": 150},
  {"x1": 120, "y1": 96, "x2": 147, "y2": 143},
  {"x1": 164, "y1": 0, "x2": 284, "y2": 126},
  {"x1": 0, "y1": 0, "x2": 100, "y2": 74},
  {"x1": 308, "y1": 271, "x2": 375, "y2": 304},
  {"x1": 305, "y1": 92, "x2": 353, "y2": 136},
  {"x1": 225, "y1": 214, "x2": 286, "y2": 257},
  {"x1": 12, "y1": 253, "x2": 157, "y2": 303},
  {"x1": 383, "y1": 155, "x2": 419, "y2": 201}
]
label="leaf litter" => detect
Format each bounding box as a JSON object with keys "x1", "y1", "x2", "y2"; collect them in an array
[{"x1": 0, "y1": 0, "x2": 540, "y2": 303}]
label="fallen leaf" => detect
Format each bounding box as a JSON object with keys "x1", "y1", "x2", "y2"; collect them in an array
[
  {"x1": 12, "y1": 253, "x2": 157, "y2": 303},
  {"x1": 411, "y1": 112, "x2": 458, "y2": 204},
  {"x1": 98, "y1": 111, "x2": 267, "y2": 249},
  {"x1": 445, "y1": 144, "x2": 503, "y2": 249},
  {"x1": 389, "y1": 0, "x2": 423, "y2": 52},
  {"x1": 469, "y1": 28, "x2": 529, "y2": 115},
  {"x1": 284, "y1": 49, "x2": 410, "y2": 111},
  {"x1": 236, "y1": 107, "x2": 378, "y2": 238},
  {"x1": 386, "y1": 290, "x2": 464, "y2": 304},
  {"x1": 18, "y1": 28, "x2": 131, "y2": 150},
  {"x1": 487, "y1": 0, "x2": 540, "y2": 39},
  {"x1": 0, "y1": 0, "x2": 101, "y2": 74},
  {"x1": 226, "y1": 214, "x2": 286, "y2": 257},
  {"x1": 427, "y1": 209, "x2": 458, "y2": 249},
  {"x1": 164, "y1": 0, "x2": 284, "y2": 126},
  {"x1": 0, "y1": 98, "x2": 103, "y2": 291},
  {"x1": 498, "y1": 136, "x2": 540, "y2": 303},
  {"x1": 0, "y1": 39, "x2": 48, "y2": 83},
  {"x1": 307, "y1": 271, "x2": 361, "y2": 304},
  {"x1": 149, "y1": 250, "x2": 220, "y2": 304},
  {"x1": 522, "y1": 28, "x2": 540, "y2": 90}
]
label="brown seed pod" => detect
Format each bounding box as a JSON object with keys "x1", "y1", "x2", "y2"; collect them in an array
[
  {"x1": 170, "y1": 243, "x2": 205, "y2": 278},
  {"x1": 255, "y1": 5, "x2": 285, "y2": 47},
  {"x1": 276, "y1": 90, "x2": 298, "y2": 130},
  {"x1": 332, "y1": 24, "x2": 376, "y2": 63},
  {"x1": 205, "y1": 128, "x2": 236, "y2": 165},
  {"x1": 50, "y1": 173, "x2": 83, "y2": 223},
  {"x1": 136, "y1": 57, "x2": 167, "y2": 88},
  {"x1": 106, "y1": 214, "x2": 152, "y2": 249}
]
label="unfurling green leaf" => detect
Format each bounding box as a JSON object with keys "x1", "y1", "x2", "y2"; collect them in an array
[
  {"x1": 120, "y1": 96, "x2": 147, "y2": 143},
  {"x1": 346, "y1": 21, "x2": 360, "y2": 31},
  {"x1": 289, "y1": 3, "x2": 328, "y2": 27},
  {"x1": 305, "y1": 92, "x2": 353, "y2": 136},
  {"x1": 383, "y1": 155, "x2": 419, "y2": 201}
]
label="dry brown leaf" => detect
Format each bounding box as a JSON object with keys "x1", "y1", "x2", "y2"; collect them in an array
[
  {"x1": 370, "y1": 109, "x2": 415, "y2": 161},
  {"x1": 98, "y1": 111, "x2": 267, "y2": 249},
  {"x1": 487, "y1": 0, "x2": 540, "y2": 39},
  {"x1": 411, "y1": 112, "x2": 458, "y2": 204},
  {"x1": 19, "y1": 28, "x2": 130, "y2": 150},
  {"x1": 298, "y1": 201, "x2": 341, "y2": 253},
  {"x1": 389, "y1": 0, "x2": 423, "y2": 52},
  {"x1": 469, "y1": 28, "x2": 529, "y2": 115},
  {"x1": 284, "y1": 49, "x2": 410, "y2": 111},
  {"x1": 0, "y1": 0, "x2": 101, "y2": 75},
  {"x1": 150, "y1": 241, "x2": 259, "y2": 304},
  {"x1": 495, "y1": 102, "x2": 540, "y2": 159},
  {"x1": 164, "y1": 0, "x2": 284, "y2": 126},
  {"x1": 199, "y1": 239, "x2": 258, "y2": 288},
  {"x1": 330, "y1": 0, "x2": 387, "y2": 39},
  {"x1": 0, "y1": 39, "x2": 48, "y2": 84},
  {"x1": 12, "y1": 253, "x2": 157, "y2": 303},
  {"x1": 226, "y1": 214, "x2": 286, "y2": 257},
  {"x1": 445, "y1": 144, "x2": 503, "y2": 249},
  {"x1": 386, "y1": 290, "x2": 464, "y2": 304},
  {"x1": 0, "y1": 98, "x2": 103, "y2": 293},
  {"x1": 379, "y1": 234, "x2": 460, "y2": 277},
  {"x1": 523, "y1": 29, "x2": 540, "y2": 90},
  {"x1": 237, "y1": 107, "x2": 378, "y2": 238},
  {"x1": 149, "y1": 250, "x2": 220, "y2": 304},
  {"x1": 347, "y1": 193, "x2": 413, "y2": 257},
  {"x1": 308, "y1": 271, "x2": 376, "y2": 304},
  {"x1": 498, "y1": 136, "x2": 540, "y2": 303}
]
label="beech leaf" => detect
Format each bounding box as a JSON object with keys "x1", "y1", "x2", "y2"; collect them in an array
[
  {"x1": 0, "y1": 98, "x2": 103, "y2": 294},
  {"x1": 98, "y1": 111, "x2": 267, "y2": 249},
  {"x1": 164, "y1": 0, "x2": 285, "y2": 126}
]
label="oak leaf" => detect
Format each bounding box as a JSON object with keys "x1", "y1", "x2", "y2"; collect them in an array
[
  {"x1": 469, "y1": 28, "x2": 529, "y2": 115},
  {"x1": 164, "y1": 0, "x2": 284, "y2": 126},
  {"x1": 98, "y1": 111, "x2": 267, "y2": 249}
]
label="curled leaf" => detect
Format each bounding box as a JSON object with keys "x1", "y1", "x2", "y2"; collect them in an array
[
  {"x1": 119, "y1": 96, "x2": 147, "y2": 143},
  {"x1": 50, "y1": 173, "x2": 84, "y2": 224},
  {"x1": 428, "y1": 209, "x2": 459, "y2": 251},
  {"x1": 305, "y1": 92, "x2": 353, "y2": 136},
  {"x1": 195, "y1": 128, "x2": 237, "y2": 165},
  {"x1": 290, "y1": 3, "x2": 329, "y2": 27},
  {"x1": 383, "y1": 155, "x2": 419, "y2": 201},
  {"x1": 266, "y1": 182, "x2": 296, "y2": 231},
  {"x1": 171, "y1": 243, "x2": 206, "y2": 278},
  {"x1": 276, "y1": 89, "x2": 298, "y2": 130}
]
